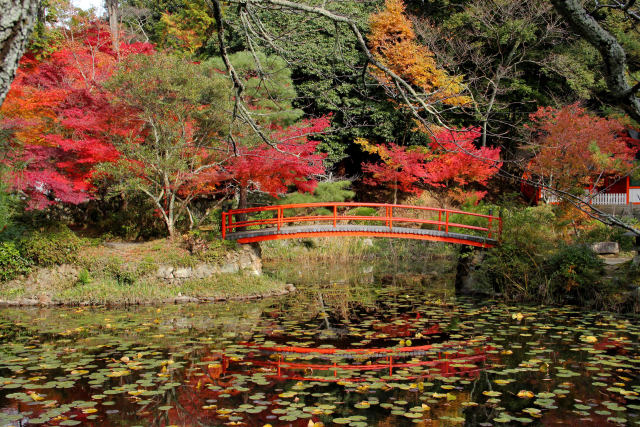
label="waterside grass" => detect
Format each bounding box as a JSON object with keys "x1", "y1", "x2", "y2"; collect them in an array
[
  {"x1": 0, "y1": 273, "x2": 288, "y2": 306},
  {"x1": 0, "y1": 237, "x2": 287, "y2": 306}
]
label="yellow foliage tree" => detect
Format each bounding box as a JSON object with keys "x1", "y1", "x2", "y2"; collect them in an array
[{"x1": 368, "y1": 0, "x2": 470, "y2": 107}]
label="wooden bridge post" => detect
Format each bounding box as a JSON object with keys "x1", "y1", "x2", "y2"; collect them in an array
[
  {"x1": 488, "y1": 208, "x2": 493, "y2": 239},
  {"x1": 277, "y1": 207, "x2": 282, "y2": 231},
  {"x1": 333, "y1": 205, "x2": 337, "y2": 228},
  {"x1": 221, "y1": 211, "x2": 226, "y2": 239},
  {"x1": 445, "y1": 211, "x2": 449, "y2": 233}
]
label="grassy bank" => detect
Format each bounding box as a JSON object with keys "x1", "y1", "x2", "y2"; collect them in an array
[
  {"x1": 0, "y1": 229, "x2": 289, "y2": 306},
  {"x1": 0, "y1": 272, "x2": 289, "y2": 306}
]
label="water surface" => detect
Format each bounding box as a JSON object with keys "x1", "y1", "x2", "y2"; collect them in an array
[{"x1": 0, "y1": 258, "x2": 639, "y2": 426}]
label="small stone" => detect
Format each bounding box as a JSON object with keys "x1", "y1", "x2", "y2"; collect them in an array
[
  {"x1": 591, "y1": 242, "x2": 619, "y2": 255},
  {"x1": 220, "y1": 263, "x2": 239, "y2": 274},
  {"x1": 156, "y1": 266, "x2": 174, "y2": 279},
  {"x1": 193, "y1": 264, "x2": 216, "y2": 279},
  {"x1": 173, "y1": 267, "x2": 192, "y2": 279}
]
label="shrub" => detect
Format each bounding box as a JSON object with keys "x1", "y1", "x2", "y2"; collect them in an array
[
  {"x1": 347, "y1": 207, "x2": 378, "y2": 217},
  {"x1": 103, "y1": 256, "x2": 137, "y2": 286},
  {"x1": 77, "y1": 268, "x2": 92, "y2": 286},
  {"x1": 477, "y1": 205, "x2": 560, "y2": 300},
  {"x1": 545, "y1": 245, "x2": 605, "y2": 304},
  {"x1": 0, "y1": 242, "x2": 30, "y2": 281},
  {"x1": 194, "y1": 238, "x2": 237, "y2": 263},
  {"x1": 477, "y1": 205, "x2": 613, "y2": 307},
  {"x1": 278, "y1": 180, "x2": 355, "y2": 205},
  {"x1": 20, "y1": 227, "x2": 86, "y2": 267},
  {"x1": 346, "y1": 207, "x2": 379, "y2": 225}
]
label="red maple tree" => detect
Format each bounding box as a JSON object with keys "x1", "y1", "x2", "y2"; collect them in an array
[
  {"x1": 1, "y1": 20, "x2": 153, "y2": 209},
  {"x1": 361, "y1": 127, "x2": 501, "y2": 202},
  {"x1": 227, "y1": 117, "x2": 330, "y2": 198}
]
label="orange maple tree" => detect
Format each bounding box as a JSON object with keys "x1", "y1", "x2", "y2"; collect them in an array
[{"x1": 368, "y1": 0, "x2": 469, "y2": 107}]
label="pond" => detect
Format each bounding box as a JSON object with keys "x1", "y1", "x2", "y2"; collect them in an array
[{"x1": 0, "y1": 255, "x2": 639, "y2": 426}]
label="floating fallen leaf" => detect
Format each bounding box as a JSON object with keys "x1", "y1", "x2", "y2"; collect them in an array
[
  {"x1": 106, "y1": 370, "x2": 130, "y2": 377},
  {"x1": 517, "y1": 390, "x2": 534, "y2": 398},
  {"x1": 483, "y1": 391, "x2": 502, "y2": 397},
  {"x1": 29, "y1": 392, "x2": 45, "y2": 401},
  {"x1": 523, "y1": 407, "x2": 542, "y2": 416}
]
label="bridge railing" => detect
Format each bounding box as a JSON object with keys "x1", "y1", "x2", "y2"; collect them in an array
[{"x1": 221, "y1": 202, "x2": 502, "y2": 241}]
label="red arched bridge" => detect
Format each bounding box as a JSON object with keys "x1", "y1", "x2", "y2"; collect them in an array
[{"x1": 221, "y1": 202, "x2": 501, "y2": 248}]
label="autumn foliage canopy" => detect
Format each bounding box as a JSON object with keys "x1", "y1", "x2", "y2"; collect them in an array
[
  {"x1": 1, "y1": 21, "x2": 329, "y2": 230},
  {"x1": 1, "y1": 21, "x2": 153, "y2": 209},
  {"x1": 359, "y1": 128, "x2": 502, "y2": 201},
  {"x1": 527, "y1": 103, "x2": 637, "y2": 192},
  {"x1": 368, "y1": 0, "x2": 470, "y2": 106}
]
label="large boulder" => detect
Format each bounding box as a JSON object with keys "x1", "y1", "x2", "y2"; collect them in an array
[{"x1": 591, "y1": 242, "x2": 620, "y2": 255}]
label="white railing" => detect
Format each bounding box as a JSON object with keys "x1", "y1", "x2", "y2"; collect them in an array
[
  {"x1": 589, "y1": 193, "x2": 626, "y2": 205},
  {"x1": 541, "y1": 190, "x2": 626, "y2": 205}
]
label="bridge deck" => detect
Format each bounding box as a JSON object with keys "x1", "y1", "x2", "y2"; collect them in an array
[{"x1": 226, "y1": 225, "x2": 497, "y2": 247}]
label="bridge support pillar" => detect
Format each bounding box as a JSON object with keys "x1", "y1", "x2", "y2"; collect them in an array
[{"x1": 454, "y1": 245, "x2": 486, "y2": 295}]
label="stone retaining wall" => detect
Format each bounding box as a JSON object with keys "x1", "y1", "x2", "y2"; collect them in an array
[{"x1": 156, "y1": 244, "x2": 262, "y2": 282}]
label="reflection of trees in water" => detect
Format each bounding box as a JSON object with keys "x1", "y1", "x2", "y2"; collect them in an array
[
  {"x1": 265, "y1": 242, "x2": 459, "y2": 323},
  {"x1": 0, "y1": 300, "x2": 270, "y2": 346},
  {"x1": 132, "y1": 340, "x2": 493, "y2": 426}
]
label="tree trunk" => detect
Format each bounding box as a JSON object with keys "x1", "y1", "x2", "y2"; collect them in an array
[
  {"x1": 165, "y1": 218, "x2": 176, "y2": 239},
  {"x1": 237, "y1": 186, "x2": 248, "y2": 231},
  {"x1": 551, "y1": 0, "x2": 640, "y2": 122},
  {"x1": 238, "y1": 186, "x2": 248, "y2": 210},
  {"x1": 0, "y1": 0, "x2": 39, "y2": 106},
  {"x1": 106, "y1": 0, "x2": 120, "y2": 57},
  {"x1": 481, "y1": 80, "x2": 499, "y2": 148}
]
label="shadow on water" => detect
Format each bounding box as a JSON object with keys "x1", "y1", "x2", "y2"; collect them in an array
[{"x1": 0, "y1": 241, "x2": 639, "y2": 426}]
